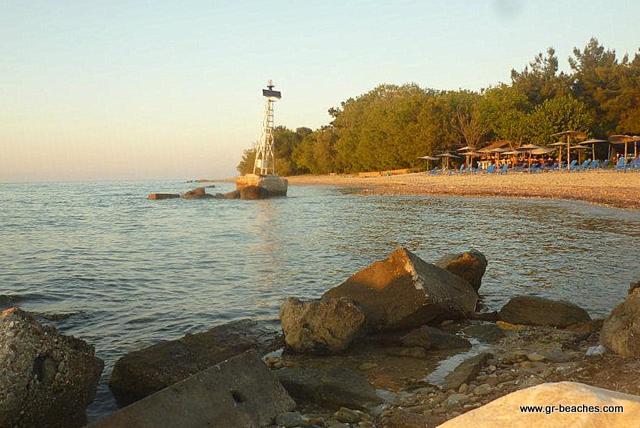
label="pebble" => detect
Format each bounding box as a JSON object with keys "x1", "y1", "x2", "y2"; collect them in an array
[
  {"x1": 334, "y1": 407, "x2": 361, "y2": 424},
  {"x1": 473, "y1": 384, "x2": 493, "y2": 396},
  {"x1": 275, "y1": 411, "x2": 305, "y2": 428},
  {"x1": 446, "y1": 393, "x2": 468, "y2": 407},
  {"x1": 526, "y1": 352, "x2": 546, "y2": 362},
  {"x1": 358, "y1": 362, "x2": 378, "y2": 371}
]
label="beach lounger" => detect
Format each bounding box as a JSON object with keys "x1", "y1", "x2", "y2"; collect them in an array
[
  {"x1": 485, "y1": 164, "x2": 496, "y2": 174},
  {"x1": 580, "y1": 159, "x2": 591, "y2": 170},
  {"x1": 569, "y1": 160, "x2": 579, "y2": 171},
  {"x1": 601, "y1": 159, "x2": 610, "y2": 169},
  {"x1": 499, "y1": 164, "x2": 508, "y2": 174},
  {"x1": 615, "y1": 157, "x2": 627, "y2": 171}
]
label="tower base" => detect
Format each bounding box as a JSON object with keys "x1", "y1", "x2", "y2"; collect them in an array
[{"x1": 236, "y1": 174, "x2": 288, "y2": 197}]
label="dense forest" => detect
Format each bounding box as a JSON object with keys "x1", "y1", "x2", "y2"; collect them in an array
[{"x1": 237, "y1": 38, "x2": 640, "y2": 175}]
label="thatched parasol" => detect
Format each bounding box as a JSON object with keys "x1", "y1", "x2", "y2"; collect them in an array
[
  {"x1": 579, "y1": 139, "x2": 607, "y2": 161},
  {"x1": 418, "y1": 155, "x2": 439, "y2": 170},
  {"x1": 609, "y1": 135, "x2": 638, "y2": 159},
  {"x1": 551, "y1": 131, "x2": 589, "y2": 170},
  {"x1": 518, "y1": 144, "x2": 542, "y2": 171},
  {"x1": 436, "y1": 152, "x2": 461, "y2": 170}
]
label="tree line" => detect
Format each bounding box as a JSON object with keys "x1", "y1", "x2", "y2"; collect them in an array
[{"x1": 237, "y1": 38, "x2": 640, "y2": 175}]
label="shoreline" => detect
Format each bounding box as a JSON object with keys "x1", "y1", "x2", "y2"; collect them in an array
[{"x1": 286, "y1": 170, "x2": 640, "y2": 210}]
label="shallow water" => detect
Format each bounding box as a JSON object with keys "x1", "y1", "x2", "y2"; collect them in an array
[{"x1": 1, "y1": 180, "x2": 638, "y2": 420}]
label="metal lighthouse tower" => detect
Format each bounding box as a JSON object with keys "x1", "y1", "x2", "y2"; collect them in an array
[{"x1": 253, "y1": 80, "x2": 282, "y2": 176}]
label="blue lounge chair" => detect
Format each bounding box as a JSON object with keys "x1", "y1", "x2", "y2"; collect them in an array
[
  {"x1": 601, "y1": 159, "x2": 610, "y2": 169},
  {"x1": 569, "y1": 160, "x2": 579, "y2": 171},
  {"x1": 580, "y1": 159, "x2": 591, "y2": 170},
  {"x1": 589, "y1": 160, "x2": 599, "y2": 169},
  {"x1": 615, "y1": 157, "x2": 627, "y2": 171},
  {"x1": 499, "y1": 164, "x2": 508, "y2": 174},
  {"x1": 458, "y1": 164, "x2": 465, "y2": 174},
  {"x1": 486, "y1": 164, "x2": 496, "y2": 174}
]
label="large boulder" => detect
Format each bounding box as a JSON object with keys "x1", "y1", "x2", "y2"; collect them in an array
[
  {"x1": 92, "y1": 351, "x2": 295, "y2": 428},
  {"x1": 240, "y1": 185, "x2": 269, "y2": 200},
  {"x1": 435, "y1": 249, "x2": 488, "y2": 293},
  {"x1": 0, "y1": 307, "x2": 103, "y2": 428},
  {"x1": 601, "y1": 288, "x2": 640, "y2": 357},
  {"x1": 322, "y1": 247, "x2": 478, "y2": 332},
  {"x1": 275, "y1": 367, "x2": 383, "y2": 410},
  {"x1": 109, "y1": 319, "x2": 281, "y2": 406},
  {"x1": 439, "y1": 382, "x2": 640, "y2": 427},
  {"x1": 280, "y1": 297, "x2": 365, "y2": 354},
  {"x1": 441, "y1": 352, "x2": 492, "y2": 390},
  {"x1": 499, "y1": 295, "x2": 591, "y2": 328}
]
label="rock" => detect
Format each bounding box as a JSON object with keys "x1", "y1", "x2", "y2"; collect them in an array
[
  {"x1": 473, "y1": 383, "x2": 492, "y2": 396},
  {"x1": 435, "y1": 249, "x2": 488, "y2": 292},
  {"x1": 499, "y1": 295, "x2": 591, "y2": 328},
  {"x1": 109, "y1": 319, "x2": 281, "y2": 406},
  {"x1": 443, "y1": 352, "x2": 492, "y2": 390},
  {"x1": 323, "y1": 247, "x2": 478, "y2": 332},
  {"x1": 358, "y1": 362, "x2": 378, "y2": 371},
  {"x1": 629, "y1": 279, "x2": 640, "y2": 295},
  {"x1": 378, "y1": 409, "x2": 441, "y2": 428},
  {"x1": 402, "y1": 325, "x2": 470, "y2": 350},
  {"x1": 0, "y1": 307, "x2": 103, "y2": 428},
  {"x1": 470, "y1": 311, "x2": 499, "y2": 321},
  {"x1": 217, "y1": 190, "x2": 241, "y2": 199},
  {"x1": 495, "y1": 320, "x2": 524, "y2": 331},
  {"x1": 383, "y1": 346, "x2": 427, "y2": 358},
  {"x1": 275, "y1": 411, "x2": 305, "y2": 428},
  {"x1": 334, "y1": 407, "x2": 361, "y2": 423},
  {"x1": 601, "y1": 288, "x2": 640, "y2": 357},
  {"x1": 458, "y1": 383, "x2": 469, "y2": 394},
  {"x1": 462, "y1": 323, "x2": 505, "y2": 343},
  {"x1": 240, "y1": 185, "x2": 269, "y2": 200},
  {"x1": 275, "y1": 367, "x2": 383, "y2": 411},
  {"x1": 147, "y1": 193, "x2": 180, "y2": 200},
  {"x1": 439, "y1": 382, "x2": 640, "y2": 427},
  {"x1": 91, "y1": 350, "x2": 295, "y2": 428},
  {"x1": 526, "y1": 352, "x2": 546, "y2": 362},
  {"x1": 181, "y1": 187, "x2": 213, "y2": 199},
  {"x1": 446, "y1": 393, "x2": 469, "y2": 407},
  {"x1": 280, "y1": 297, "x2": 365, "y2": 354}
]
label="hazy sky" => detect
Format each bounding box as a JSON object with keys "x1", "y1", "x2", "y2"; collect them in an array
[{"x1": 2, "y1": 0, "x2": 639, "y2": 182}]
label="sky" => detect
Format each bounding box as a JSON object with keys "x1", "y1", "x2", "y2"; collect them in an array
[{"x1": 2, "y1": 0, "x2": 640, "y2": 182}]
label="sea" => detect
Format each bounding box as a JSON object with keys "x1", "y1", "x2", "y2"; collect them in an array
[{"x1": 1, "y1": 180, "x2": 639, "y2": 420}]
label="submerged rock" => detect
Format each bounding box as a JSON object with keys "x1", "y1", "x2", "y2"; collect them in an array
[
  {"x1": 439, "y1": 382, "x2": 640, "y2": 427},
  {"x1": 147, "y1": 193, "x2": 180, "y2": 200},
  {"x1": 181, "y1": 187, "x2": 213, "y2": 199},
  {"x1": 0, "y1": 307, "x2": 103, "y2": 428},
  {"x1": 401, "y1": 325, "x2": 471, "y2": 350},
  {"x1": 462, "y1": 323, "x2": 505, "y2": 343},
  {"x1": 280, "y1": 297, "x2": 365, "y2": 354},
  {"x1": 499, "y1": 295, "x2": 591, "y2": 328},
  {"x1": 276, "y1": 367, "x2": 383, "y2": 410},
  {"x1": 240, "y1": 185, "x2": 269, "y2": 200},
  {"x1": 601, "y1": 288, "x2": 640, "y2": 357},
  {"x1": 435, "y1": 249, "x2": 488, "y2": 293},
  {"x1": 217, "y1": 190, "x2": 241, "y2": 199},
  {"x1": 322, "y1": 247, "x2": 478, "y2": 332},
  {"x1": 109, "y1": 319, "x2": 281, "y2": 406}
]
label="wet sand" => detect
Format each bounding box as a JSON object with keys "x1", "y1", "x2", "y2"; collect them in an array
[{"x1": 287, "y1": 170, "x2": 640, "y2": 209}]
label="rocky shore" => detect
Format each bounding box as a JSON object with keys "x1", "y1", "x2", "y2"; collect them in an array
[{"x1": 2, "y1": 248, "x2": 640, "y2": 427}]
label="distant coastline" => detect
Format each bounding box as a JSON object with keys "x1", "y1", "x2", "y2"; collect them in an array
[{"x1": 286, "y1": 170, "x2": 640, "y2": 210}]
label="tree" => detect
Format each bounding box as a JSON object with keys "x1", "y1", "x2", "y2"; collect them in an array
[
  {"x1": 526, "y1": 96, "x2": 595, "y2": 144},
  {"x1": 511, "y1": 47, "x2": 571, "y2": 105},
  {"x1": 236, "y1": 148, "x2": 256, "y2": 175}
]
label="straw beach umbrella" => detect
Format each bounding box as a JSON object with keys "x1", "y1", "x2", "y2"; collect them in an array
[
  {"x1": 609, "y1": 135, "x2": 635, "y2": 160},
  {"x1": 436, "y1": 152, "x2": 460, "y2": 170},
  {"x1": 551, "y1": 131, "x2": 588, "y2": 171},
  {"x1": 580, "y1": 139, "x2": 607, "y2": 161},
  {"x1": 518, "y1": 144, "x2": 541, "y2": 171},
  {"x1": 550, "y1": 141, "x2": 566, "y2": 167},
  {"x1": 489, "y1": 147, "x2": 508, "y2": 166},
  {"x1": 418, "y1": 155, "x2": 439, "y2": 170}
]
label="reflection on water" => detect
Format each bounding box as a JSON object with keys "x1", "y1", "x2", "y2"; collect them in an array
[{"x1": 0, "y1": 180, "x2": 638, "y2": 419}]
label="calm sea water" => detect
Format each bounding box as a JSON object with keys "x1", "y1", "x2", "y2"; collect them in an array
[{"x1": 1, "y1": 180, "x2": 639, "y2": 420}]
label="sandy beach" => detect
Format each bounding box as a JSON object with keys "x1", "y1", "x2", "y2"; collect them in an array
[{"x1": 288, "y1": 170, "x2": 640, "y2": 209}]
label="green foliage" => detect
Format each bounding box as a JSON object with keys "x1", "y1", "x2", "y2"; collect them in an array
[{"x1": 237, "y1": 38, "x2": 640, "y2": 175}]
